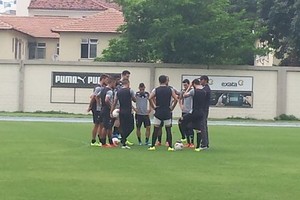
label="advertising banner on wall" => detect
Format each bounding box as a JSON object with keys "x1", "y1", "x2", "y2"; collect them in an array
[
  {"x1": 52, "y1": 72, "x2": 120, "y2": 88},
  {"x1": 182, "y1": 75, "x2": 253, "y2": 108}
]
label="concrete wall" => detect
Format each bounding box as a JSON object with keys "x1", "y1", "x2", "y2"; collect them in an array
[
  {"x1": 0, "y1": 60, "x2": 299, "y2": 119},
  {"x1": 155, "y1": 66, "x2": 279, "y2": 119},
  {"x1": 0, "y1": 60, "x2": 20, "y2": 111},
  {"x1": 16, "y1": 0, "x2": 30, "y2": 16},
  {"x1": 286, "y1": 70, "x2": 300, "y2": 118},
  {"x1": 59, "y1": 32, "x2": 119, "y2": 62}
]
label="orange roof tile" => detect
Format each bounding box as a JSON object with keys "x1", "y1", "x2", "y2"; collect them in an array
[
  {"x1": 0, "y1": 20, "x2": 12, "y2": 29},
  {"x1": 0, "y1": 16, "x2": 76, "y2": 38},
  {"x1": 29, "y1": 0, "x2": 111, "y2": 11},
  {"x1": 52, "y1": 9, "x2": 124, "y2": 33}
]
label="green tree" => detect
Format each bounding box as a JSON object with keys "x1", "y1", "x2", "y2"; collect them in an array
[
  {"x1": 259, "y1": 0, "x2": 300, "y2": 66},
  {"x1": 97, "y1": 0, "x2": 262, "y2": 65}
]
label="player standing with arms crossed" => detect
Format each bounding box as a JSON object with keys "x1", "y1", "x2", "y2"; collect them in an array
[
  {"x1": 148, "y1": 75, "x2": 178, "y2": 151},
  {"x1": 179, "y1": 79, "x2": 195, "y2": 147}
]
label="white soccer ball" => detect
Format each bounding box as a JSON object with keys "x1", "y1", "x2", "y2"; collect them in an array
[
  {"x1": 174, "y1": 142, "x2": 184, "y2": 151},
  {"x1": 112, "y1": 109, "x2": 120, "y2": 118},
  {"x1": 112, "y1": 137, "x2": 120, "y2": 145}
]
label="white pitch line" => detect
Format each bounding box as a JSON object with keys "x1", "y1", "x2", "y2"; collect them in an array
[{"x1": 1, "y1": 116, "x2": 300, "y2": 128}]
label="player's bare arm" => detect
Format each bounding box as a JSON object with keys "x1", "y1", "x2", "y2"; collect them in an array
[
  {"x1": 183, "y1": 83, "x2": 193, "y2": 98},
  {"x1": 110, "y1": 97, "x2": 118, "y2": 115},
  {"x1": 87, "y1": 95, "x2": 96, "y2": 112},
  {"x1": 148, "y1": 91, "x2": 157, "y2": 109},
  {"x1": 170, "y1": 90, "x2": 178, "y2": 111}
]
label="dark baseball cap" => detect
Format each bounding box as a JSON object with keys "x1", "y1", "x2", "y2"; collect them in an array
[
  {"x1": 200, "y1": 75, "x2": 209, "y2": 81},
  {"x1": 139, "y1": 83, "x2": 145, "y2": 88}
]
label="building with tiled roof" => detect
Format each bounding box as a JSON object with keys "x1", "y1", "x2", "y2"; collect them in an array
[
  {"x1": 0, "y1": 10, "x2": 124, "y2": 61},
  {"x1": 27, "y1": 0, "x2": 121, "y2": 18},
  {"x1": 52, "y1": 9, "x2": 124, "y2": 33},
  {"x1": 52, "y1": 9, "x2": 124, "y2": 61}
]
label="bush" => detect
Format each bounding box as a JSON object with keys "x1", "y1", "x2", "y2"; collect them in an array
[{"x1": 274, "y1": 114, "x2": 299, "y2": 121}]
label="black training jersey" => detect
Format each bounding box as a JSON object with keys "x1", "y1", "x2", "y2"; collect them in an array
[
  {"x1": 154, "y1": 86, "x2": 172, "y2": 120},
  {"x1": 100, "y1": 87, "x2": 112, "y2": 112},
  {"x1": 117, "y1": 88, "x2": 134, "y2": 114},
  {"x1": 192, "y1": 88, "x2": 206, "y2": 113},
  {"x1": 203, "y1": 84, "x2": 211, "y2": 111}
]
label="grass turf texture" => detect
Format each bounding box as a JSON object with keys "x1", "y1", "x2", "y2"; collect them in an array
[{"x1": 0, "y1": 121, "x2": 299, "y2": 200}]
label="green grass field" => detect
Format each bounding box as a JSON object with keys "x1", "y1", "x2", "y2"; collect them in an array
[{"x1": 0, "y1": 121, "x2": 300, "y2": 200}]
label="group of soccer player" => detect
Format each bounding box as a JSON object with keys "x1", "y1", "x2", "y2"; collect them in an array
[{"x1": 88, "y1": 70, "x2": 211, "y2": 152}]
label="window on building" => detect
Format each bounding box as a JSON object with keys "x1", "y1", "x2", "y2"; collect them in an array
[
  {"x1": 56, "y1": 43, "x2": 60, "y2": 55},
  {"x1": 81, "y1": 39, "x2": 98, "y2": 59},
  {"x1": 37, "y1": 43, "x2": 46, "y2": 59},
  {"x1": 28, "y1": 42, "x2": 46, "y2": 59}
]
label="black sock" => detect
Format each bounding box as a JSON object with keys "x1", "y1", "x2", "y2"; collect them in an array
[
  {"x1": 157, "y1": 134, "x2": 162, "y2": 143},
  {"x1": 196, "y1": 132, "x2": 201, "y2": 148},
  {"x1": 187, "y1": 136, "x2": 191, "y2": 144},
  {"x1": 145, "y1": 137, "x2": 149, "y2": 143},
  {"x1": 191, "y1": 133, "x2": 194, "y2": 144},
  {"x1": 138, "y1": 137, "x2": 142, "y2": 143},
  {"x1": 98, "y1": 135, "x2": 101, "y2": 142},
  {"x1": 108, "y1": 136, "x2": 113, "y2": 145},
  {"x1": 151, "y1": 127, "x2": 159, "y2": 147},
  {"x1": 100, "y1": 138, "x2": 106, "y2": 145},
  {"x1": 166, "y1": 127, "x2": 172, "y2": 148},
  {"x1": 91, "y1": 139, "x2": 96, "y2": 143}
]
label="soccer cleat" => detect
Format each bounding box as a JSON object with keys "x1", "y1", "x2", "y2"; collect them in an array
[
  {"x1": 181, "y1": 138, "x2": 187, "y2": 143},
  {"x1": 200, "y1": 146, "x2": 208, "y2": 150},
  {"x1": 102, "y1": 144, "x2": 113, "y2": 148},
  {"x1": 139, "y1": 142, "x2": 143, "y2": 146},
  {"x1": 110, "y1": 143, "x2": 118, "y2": 147},
  {"x1": 125, "y1": 140, "x2": 134, "y2": 146},
  {"x1": 145, "y1": 142, "x2": 151, "y2": 146},
  {"x1": 148, "y1": 146, "x2": 156, "y2": 151},
  {"x1": 121, "y1": 145, "x2": 131, "y2": 149},
  {"x1": 184, "y1": 143, "x2": 190, "y2": 148},
  {"x1": 91, "y1": 142, "x2": 101, "y2": 147},
  {"x1": 167, "y1": 147, "x2": 174, "y2": 152},
  {"x1": 194, "y1": 148, "x2": 201, "y2": 152},
  {"x1": 165, "y1": 142, "x2": 169, "y2": 147},
  {"x1": 189, "y1": 144, "x2": 195, "y2": 148},
  {"x1": 156, "y1": 141, "x2": 161, "y2": 146}
]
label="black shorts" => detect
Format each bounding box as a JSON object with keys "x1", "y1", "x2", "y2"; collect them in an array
[
  {"x1": 181, "y1": 111, "x2": 205, "y2": 132},
  {"x1": 119, "y1": 113, "x2": 134, "y2": 134},
  {"x1": 92, "y1": 110, "x2": 102, "y2": 124},
  {"x1": 101, "y1": 110, "x2": 114, "y2": 130},
  {"x1": 135, "y1": 114, "x2": 151, "y2": 128}
]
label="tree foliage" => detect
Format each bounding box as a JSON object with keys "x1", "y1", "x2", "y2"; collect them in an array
[
  {"x1": 259, "y1": 0, "x2": 300, "y2": 66},
  {"x1": 97, "y1": 0, "x2": 262, "y2": 65}
]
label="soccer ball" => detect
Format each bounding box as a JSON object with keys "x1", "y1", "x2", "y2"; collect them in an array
[
  {"x1": 112, "y1": 109, "x2": 120, "y2": 118},
  {"x1": 174, "y1": 142, "x2": 184, "y2": 151},
  {"x1": 112, "y1": 137, "x2": 120, "y2": 145}
]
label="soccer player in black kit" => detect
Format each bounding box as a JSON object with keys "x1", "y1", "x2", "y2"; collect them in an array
[
  {"x1": 200, "y1": 75, "x2": 211, "y2": 149},
  {"x1": 99, "y1": 77, "x2": 116, "y2": 147},
  {"x1": 148, "y1": 75, "x2": 178, "y2": 151},
  {"x1": 179, "y1": 79, "x2": 206, "y2": 152},
  {"x1": 111, "y1": 79, "x2": 136, "y2": 149},
  {"x1": 87, "y1": 74, "x2": 109, "y2": 147}
]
